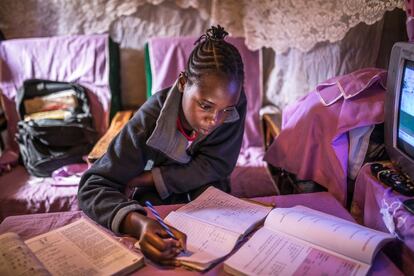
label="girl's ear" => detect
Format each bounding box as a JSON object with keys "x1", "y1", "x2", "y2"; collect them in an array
[{"x1": 178, "y1": 72, "x2": 187, "y2": 93}]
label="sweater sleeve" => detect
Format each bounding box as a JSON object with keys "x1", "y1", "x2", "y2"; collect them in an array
[
  {"x1": 155, "y1": 91, "x2": 247, "y2": 196},
  {"x1": 77, "y1": 101, "x2": 160, "y2": 233}
]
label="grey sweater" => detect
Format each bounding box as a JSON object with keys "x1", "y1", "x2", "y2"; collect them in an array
[{"x1": 78, "y1": 83, "x2": 246, "y2": 234}]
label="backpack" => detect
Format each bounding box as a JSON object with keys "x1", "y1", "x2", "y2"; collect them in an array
[{"x1": 15, "y1": 79, "x2": 98, "y2": 177}]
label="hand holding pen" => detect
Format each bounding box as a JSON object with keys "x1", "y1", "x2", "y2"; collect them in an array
[
  {"x1": 145, "y1": 201, "x2": 187, "y2": 253},
  {"x1": 145, "y1": 201, "x2": 178, "y2": 239}
]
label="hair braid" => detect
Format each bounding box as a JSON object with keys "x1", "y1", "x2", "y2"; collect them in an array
[{"x1": 186, "y1": 25, "x2": 244, "y2": 88}]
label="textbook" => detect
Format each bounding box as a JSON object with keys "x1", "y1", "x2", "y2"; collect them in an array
[
  {"x1": 163, "y1": 187, "x2": 273, "y2": 271},
  {"x1": 0, "y1": 218, "x2": 144, "y2": 276},
  {"x1": 23, "y1": 89, "x2": 78, "y2": 115},
  {"x1": 224, "y1": 205, "x2": 394, "y2": 276}
]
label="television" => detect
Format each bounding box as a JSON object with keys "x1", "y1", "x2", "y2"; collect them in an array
[{"x1": 385, "y1": 42, "x2": 414, "y2": 181}]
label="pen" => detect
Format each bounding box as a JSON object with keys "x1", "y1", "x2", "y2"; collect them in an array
[{"x1": 144, "y1": 200, "x2": 178, "y2": 240}]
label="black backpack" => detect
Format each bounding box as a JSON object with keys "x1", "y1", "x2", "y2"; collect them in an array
[{"x1": 15, "y1": 79, "x2": 98, "y2": 177}]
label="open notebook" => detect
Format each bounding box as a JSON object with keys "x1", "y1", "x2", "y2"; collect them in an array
[
  {"x1": 0, "y1": 218, "x2": 144, "y2": 276},
  {"x1": 224, "y1": 205, "x2": 394, "y2": 276},
  {"x1": 162, "y1": 187, "x2": 273, "y2": 271}
]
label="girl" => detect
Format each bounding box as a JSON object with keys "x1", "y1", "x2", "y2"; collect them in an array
[{"x1": 78, "y1": 25, "x2": 246, "y2": 266}]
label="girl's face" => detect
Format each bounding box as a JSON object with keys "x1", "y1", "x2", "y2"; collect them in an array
[{"x1": 179, "y1": 73, "x2": 241, "y2": 136}]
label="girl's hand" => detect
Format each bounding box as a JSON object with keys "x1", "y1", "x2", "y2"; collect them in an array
[
  {"x1": 127, "y1": 171, "x2": 154, "y2": 188},
  {"x1": 121, "y1": 212, "x2": 187, "y2": 266},
  {"x1": 125, "y1": 171, "x2": 154, "y2": 198}
]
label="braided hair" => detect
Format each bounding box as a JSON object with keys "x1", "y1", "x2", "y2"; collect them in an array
[{"x1": 186, "y1": 25, "x2": 244, "y2": 90}]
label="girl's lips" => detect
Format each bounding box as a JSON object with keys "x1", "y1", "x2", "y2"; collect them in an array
[{"x1": 200, "y1": 128, "x2": 210, "y2": 135}]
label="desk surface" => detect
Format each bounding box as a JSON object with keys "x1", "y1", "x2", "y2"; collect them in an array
[{"x1": 0, "y1": 192, "x2": 402, "y2": 276}]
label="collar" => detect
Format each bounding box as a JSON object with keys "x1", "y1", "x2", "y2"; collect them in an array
[
  {"x1": 176, "y1": 117, "x2": 198, "y2": 141},
  {"x1": 146, "y1": 82, "x2": 193, "y2": 163}
]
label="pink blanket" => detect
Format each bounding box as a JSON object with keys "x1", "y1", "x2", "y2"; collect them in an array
[
  {"x1": 264, "y1": 68, "x2": 387, "y2": 205},
  {"x1": 0, "y1": 165, "x2": 80, "y2": 222}
]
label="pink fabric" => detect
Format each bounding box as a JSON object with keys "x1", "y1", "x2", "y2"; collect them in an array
[
  {"x1": 51, "y1": 163, "x2": 90, "y2": 186},
  {"x1": 352, "y1": 164, "x2": 414, "y2": 274},
  {"x1": 0, "y1": 165, "x2": 80, "y2": 222},
  {"x1": 229, "y1": 166, "x2": 276, "y2": 197},
  {"x1": 264, "y1": 68, "x2": 387, "y2": 205},
  {"x1": 407, "y1": 17, "x2": 414, "y2": 42},
  {"x1": 0, "y1": 192, "x2": 401, "y2": 275},
  {"x1": 0, "y1": 149, "x2": 18, "y2": 175},
  {"x1": 316, "y1": 68, "x2": 387, "y2": 106},
  {"x1": 0, "y1": 34, "x2": 111, "y2": 154},
  {"x1": 148, "y1": 36, "x2": 264, "y2": 166}
]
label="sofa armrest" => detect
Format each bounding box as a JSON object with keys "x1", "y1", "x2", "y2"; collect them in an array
[
  {"x1": 262, "y1": 112, "x2": 281, "y2": 150},
  {"x1": 87, "y1": 110, "x2": 133, "y2": 163}
]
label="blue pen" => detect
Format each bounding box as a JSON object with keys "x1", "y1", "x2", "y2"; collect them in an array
[{"x1": 145, "y1": 200, "x2": 178, "y2": 240}]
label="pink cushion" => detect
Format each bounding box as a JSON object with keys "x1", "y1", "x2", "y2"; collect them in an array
[
  {"x1": 230, "y1": 166, "x2": 277, "y2": 198},
  {"x1": 0, "y1": 166, "x2": 80, "y2": 222}
]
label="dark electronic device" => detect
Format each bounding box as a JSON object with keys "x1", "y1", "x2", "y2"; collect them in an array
[
  {"x1": 385, "y1": 43, "x2": 414, "y2": 182},
  {"x1": 370, "y1": 163, "x2": 414, "y2": 196},
  {"x1": 403, "y1": 198, "x2": 414, "y2": 215},
  {"x1": 372, "y1": 42, "x2": 414, "y2": 196},
  {"x1": 370, "y1": 163, "x2": 386, "y2": 176}
]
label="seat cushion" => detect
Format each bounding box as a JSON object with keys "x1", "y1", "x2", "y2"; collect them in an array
[
  {"x1": 0, "y1": 165, "x2": 79, "y2": 222},
  {"x1": 230, "y1": 166, "x2": 277, "y2": 198}
]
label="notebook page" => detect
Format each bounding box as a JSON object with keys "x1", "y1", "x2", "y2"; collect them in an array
[
  {"x1": 25, "y1": 218, "x2": 143, "y2": 276},
  {"x1": 176, "y1": 187, "x2": 272, "y2": 235},
  {"x1": 0, "y1": 233, "x2": 49, "y2": 276},
  {"x1": 165, "y1": 211, "x2": 240, "y2": 267},
  {"x1": 264, "y1": 206, "x2": 393, "y2": 264},
  {"x1": 224, "y1": 227, "x2": 369, "y2": 276}
]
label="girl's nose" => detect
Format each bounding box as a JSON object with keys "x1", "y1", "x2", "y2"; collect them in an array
[
  {"x1": 207, "y1": 112, "x2": 220, "y2": 127},
  {"x1": 207, "y1": 117, "x2": 216, "y2": 127}
]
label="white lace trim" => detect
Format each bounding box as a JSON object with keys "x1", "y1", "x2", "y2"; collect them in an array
[{"x1": 211, "y1": 0, "x2": 404, "y2": 52}]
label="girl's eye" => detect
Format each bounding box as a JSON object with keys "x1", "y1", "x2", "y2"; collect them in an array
[
  {"x1": 223, "y1": 107, "x2": 235, "y2": 113},
  {"x1": 199, "y1": 102, "x2": 211, "y2": 110}
]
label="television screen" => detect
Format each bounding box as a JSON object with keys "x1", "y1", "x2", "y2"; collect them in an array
[
  {"x1": 386, "y1": 42, "x2": 414, "y2": 180},
  {"x1": 397, "y1": 60, "x2": 414, "y2": 159}
]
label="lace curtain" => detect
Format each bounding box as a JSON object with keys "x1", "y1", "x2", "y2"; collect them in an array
[
  {"x1": 0, "y1": 0, "x2": 404, "y2": 53},
  {"x1": 0, "y1": 0, "x2": 208, "y2": 39},
  {"x1": 213, "y1": 0, "x2": 404, "y2": 52}
]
